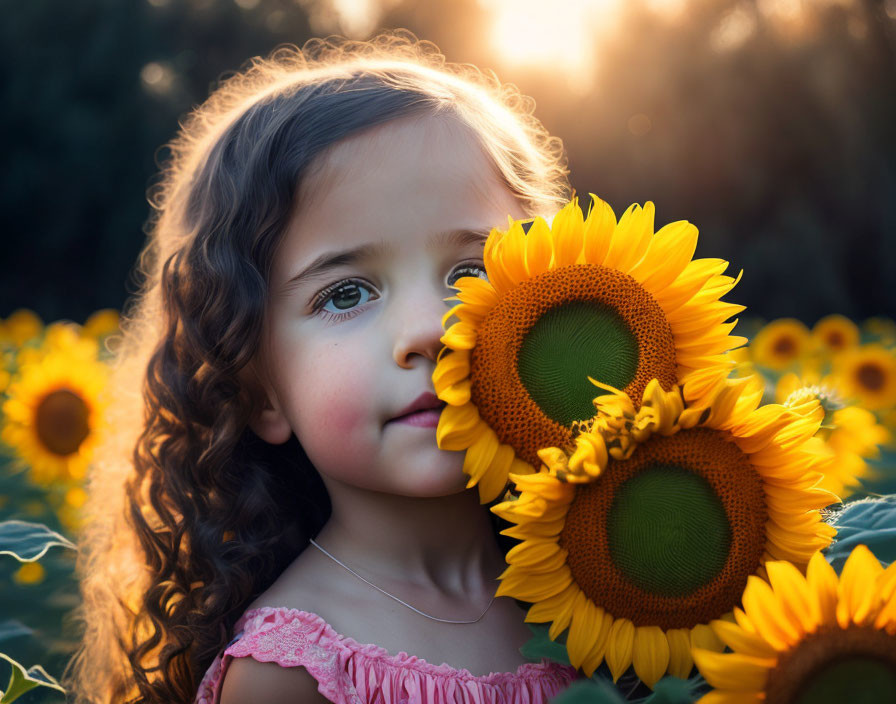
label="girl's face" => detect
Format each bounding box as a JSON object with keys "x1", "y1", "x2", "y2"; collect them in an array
[{"x1": 252, "y1": 114, "x2": 525, "y2": 498}]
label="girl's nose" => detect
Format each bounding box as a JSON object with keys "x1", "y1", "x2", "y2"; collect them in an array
[{"x1": 391, "y1": 286, "x2": 450, "y2": 369}]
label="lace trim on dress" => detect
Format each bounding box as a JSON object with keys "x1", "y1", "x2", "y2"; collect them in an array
[{"x1": 194, "y1": 606, "x2": 579, "y2": 704}]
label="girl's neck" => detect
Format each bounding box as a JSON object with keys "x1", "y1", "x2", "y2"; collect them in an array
[{"x1": 311, "y1": 483, "x2": 504, "y2": 598}]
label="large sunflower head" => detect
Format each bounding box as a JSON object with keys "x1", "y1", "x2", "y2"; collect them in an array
[
  {"x1": 750, "y1": 318, "x2": 812, "y2": 370},
  {"x1": 436, "y1": 195, "x2": 746, "y2": 502},
  {"x1": 490, "y1": 378, "x2": 837, "y2": 687},
  {"x1": 693, "y1": 546, "x2": 896, "y2": 704},
  {"x1": 834, "y1": 344, "x2": 896, "y2": 411},
  {"x1": 1, "y1": 325, "x2": 110, "y2": 486}
]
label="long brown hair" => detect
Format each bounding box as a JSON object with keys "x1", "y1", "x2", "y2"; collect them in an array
[{"x1": 61, "y1": 30, "x2": 570, "y2": 703}]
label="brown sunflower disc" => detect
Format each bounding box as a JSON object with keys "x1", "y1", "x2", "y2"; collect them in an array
[
  {"x1": 856, "y1": 362, "x2": 886, "y2": 392},
  {"x1": 469, "y1": 264, "x2": 676, "y2": 467},
  {"x1": 36, "y1": 388, "x2": 90, "y2": 456},
  {"x1": 773, "y1": 335, "x2": 797, "y2": 357},
  {"x1": 765, "y1": 625, "x2": 896, "y2": 704},
  {"x1": 558, "y1": 428, "x2": 767, "y2": 630}
]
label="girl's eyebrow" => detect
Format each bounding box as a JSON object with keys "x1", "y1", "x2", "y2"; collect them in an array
[{"x1": 279, "y1": 228, "x2": 490, "y2": 294}]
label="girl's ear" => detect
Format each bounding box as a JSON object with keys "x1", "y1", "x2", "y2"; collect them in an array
[{"x1": 242, "y1": 361, "x2": 292, "y2": 445}]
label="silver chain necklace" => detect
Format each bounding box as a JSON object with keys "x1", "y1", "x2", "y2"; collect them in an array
[{"x1": 308, "y1": 538, "x2": 497, "y2": 624}]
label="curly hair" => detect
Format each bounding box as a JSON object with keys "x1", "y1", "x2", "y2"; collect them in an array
[{"x1": 61, "y1": 30, "x2": 570, "y2": 703}]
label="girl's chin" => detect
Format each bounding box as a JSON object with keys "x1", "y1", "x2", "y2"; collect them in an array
[{"x1": 395, "y1": 470, "x2": 471, "y2": 498}]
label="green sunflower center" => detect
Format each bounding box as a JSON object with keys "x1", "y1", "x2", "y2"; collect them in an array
[
  {"x1": 36, "y1": 388, "x2": 90, "y2": 456},
  {"x1": 517, "y1": 301, "x2": 638, "y2": 426},
  {"x1": 607, "y1": 464, "x2": 731, "y2": 597},
  {"x1": 795, "y1": 657, "x2": 896, "y2": 704}
]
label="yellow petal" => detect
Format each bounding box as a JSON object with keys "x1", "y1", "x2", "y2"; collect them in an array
[
  {"x1": 632, "y1": 626, "x2": 670, "y2": 688},
  {"x1": 690, "y1": 622, "x2": 724, "y2": 652},
  {"x1": 666, "y1": 628, "x2": 694, "y2": 679},
  {"x1": 837, "y1": 543, "x2": 884, "y2": 628},
  {"x1": 454, "y1": 276, "x2": 499, "y2": 309},
  {"x1": 436, "y1": 403, "x2": 482, "y2": 450},
  {"x1": 691, "y1": 648, "x2": 775, "y2": 692},
  {"x1": 525, "y1": 216, "x2": 554, "y2": 277},
  {"x1": 495, "y1": 565, "x2": 572, "y2": 601},
  {"x1": 433, "y1": 350, "x2": 471, "y2": 391},
  {"x1": 709, "y1": 619, "x2": 777, "y2": 659},
  {"x1": 566, "y1": 594, "x2": 602, "y2": 669},
  {"x1": 551, "y1": 198, "x2": 585, "y2": 266},
  {"x1": 580, "y1": 194, "x2": 616, "y2": 264},
  {"x1": 605, "y1": 618, "x2": 635, "y2": 682},
  {"x1": 505, "y1": 541, "x2": 567, "y2": 572},
  {"x1": 437, "y1": 379, "x2": 471, "y2": 406},
  {"x1": 476, "y1": 444, "x2": 515, "y2": 503},
  {"x1": 874, "y1": 562, "x2": 896, "y2": 633},
  {"x1": 632, "y1": 220, "x2": 699, "y2": 292},
  {"x1": 603, "y1": 202, "x2": 655, "y2": 273},
  {"x1": 741, "y1": 575, "x2": 801, "y2": 650},
  {"x1": 568, "y1": 432, "x2": 608, "y2": 477},
  {"x1": 462, "y1": 430, "x2": 499, "y2": 483},
  {"x1": 441, "y1": 321, "x2": 477, "y2": 350},
  {"x1": 500, "y1": 221, "x2": 529, "y2": 283},
  {"x1": 483, "y1": 232, "x2": 516, "y2": 294},
  {"x1": 765, "y1": 559, "x2": 818, "y2": 634},
  {"x1": 581, "y1": 607, "x2": 614, "y2": 677}
]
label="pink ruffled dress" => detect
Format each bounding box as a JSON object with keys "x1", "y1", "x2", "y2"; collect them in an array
[{"x1": 195, "y1": 606, "x2": 579, "y2": 704}]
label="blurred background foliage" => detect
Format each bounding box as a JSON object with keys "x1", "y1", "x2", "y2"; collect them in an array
[{"x1": 1, "y1": 0, "x2": 894, "y2": 325}]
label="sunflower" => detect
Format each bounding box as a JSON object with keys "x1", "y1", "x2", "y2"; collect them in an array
[
  {"x1": 436, "y1": 195, "x2": 746, "y2": 502},
  {"x1": 490, "y1": 378, "x2": 836, "y2": 687},
  {"x1": 83, "y1": 308, "x2": 121, "y2": 342},
  {"x1": 693, "y1": 546, "x2": 896, "y2": 703},
  {"x1": 834, "y1": 344, "x2": 896, "y2": 411},
  {"x1": 812, "y1": 314, "x2": 859, "y2": 355},
  {"x1": 0, "y1": 308, "x2": 43, "y2": 348},
  {"x1": 777, "y1": 373, "x2": 890, "y2": 498},
  {"x1": 862, "y1": 317, "x2": 896, "y2": 346},
  {"x1": 750, "y1": 318, "x2": 812, "y2": 370},
  {"x1": 1, "y1": 326, "x2": 109, "y2": 485}
]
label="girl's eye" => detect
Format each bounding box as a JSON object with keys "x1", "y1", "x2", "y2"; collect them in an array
[
  {"x1": 447, "y1": 262, "x2": 488, "y2": 288},
  {"x1": 312, "y1": 279, "x2": 378, "y2": 320}
]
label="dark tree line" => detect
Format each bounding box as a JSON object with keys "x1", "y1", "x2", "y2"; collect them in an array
[{"x1": 2, "y1": 0, "x2": 893, "y2": 324}]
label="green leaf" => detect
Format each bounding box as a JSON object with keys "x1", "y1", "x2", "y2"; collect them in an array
[
  {"x1": 551, "y1": 679, "x2": 626, "y2": 704},
  {"x1": 0, "y1": 520, "x2": 76, "y2": 562},
  {"x1": 0, "y1": 652, "x2": 66, "y2": 702},
  {"x1": 519, "y1": 622, "x2": 571, "y2": 665},
  {"x1": 824, "y1": 495, "x2": 896, "y2": 571},
  {"x1": 641, "y1": 675, "x2": 705, "y2": 703}
]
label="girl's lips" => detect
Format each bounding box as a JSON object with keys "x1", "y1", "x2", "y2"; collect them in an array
[{"x1": 389, "y1": 408, "x2": 441, "y2": 427}]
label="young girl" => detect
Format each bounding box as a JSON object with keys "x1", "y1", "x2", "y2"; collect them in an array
[{"x1": 63, "y1": 31, "x2": 577, "y2": 704}]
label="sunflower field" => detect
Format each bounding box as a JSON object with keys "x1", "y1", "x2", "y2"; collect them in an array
[
  {"x1": 1, "y1": 194, "x2": 895, "y2": 701},
  {"x1": 0, "y1": 310, "x2": 118, "y2": 702}
]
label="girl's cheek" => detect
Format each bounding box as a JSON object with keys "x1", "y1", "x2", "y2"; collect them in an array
[{"x1": 298, "y1": 345, "x2": 377, "y2": 437}]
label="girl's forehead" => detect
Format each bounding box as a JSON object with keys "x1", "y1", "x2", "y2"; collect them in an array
[
  {"x1": 301, "y1": 114, "x2": 498, "y2": 205},
  {"x1": 278, "y1": 114, "x2": 519, "y2": 266}
]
